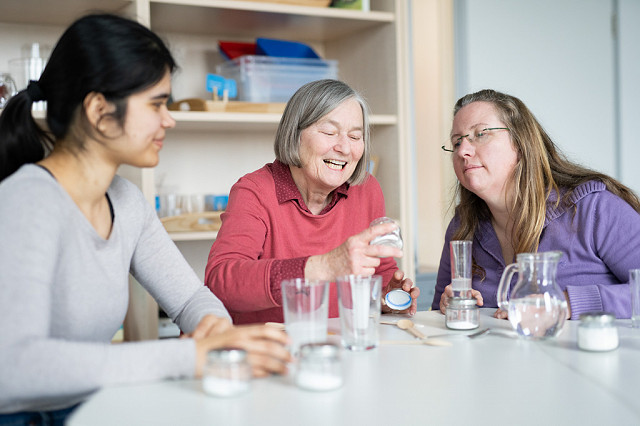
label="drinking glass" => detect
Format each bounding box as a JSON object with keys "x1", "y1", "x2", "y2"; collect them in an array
[
  {"x1": 336, "y1": 275, "x2": 382, "y2": 351},
  {"x1": 629, "y1": 269, "x2": 640, "y2": 328},
  {"x1": 281, "y1": 279, "x2": 330, "y2": 355},
  {"x1": 450, "y1": 240, "x2": 472, "y2": 298}
]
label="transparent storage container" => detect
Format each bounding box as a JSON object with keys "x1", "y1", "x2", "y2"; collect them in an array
[{"x1": 216, "y1": 55, "x2": 338, "y2": 103}]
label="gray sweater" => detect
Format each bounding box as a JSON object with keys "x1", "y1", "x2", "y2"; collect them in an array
[{"x1": 0, "y1": 165, "x2": 230, "y2": 413}]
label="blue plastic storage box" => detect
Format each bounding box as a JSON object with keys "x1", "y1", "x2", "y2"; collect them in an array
[{"x1": 215, "y1": 55, "x2": 338, "y2": 103}]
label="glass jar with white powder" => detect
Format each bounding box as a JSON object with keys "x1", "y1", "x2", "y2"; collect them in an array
[
  {"x1": 295, "y1": 342, "x2": 343, "y2": 391},
  {"x1": 578, "y1": 311, "x2": 618, "y2": 352},
  {"x1": 369, "y1": 217, "x2": 403, "y2": 249},
  {"x1": 203, "y1": 348, "x2": 251, "y2": 397},
  {"x1": 445, "y1": 297, "x2": 479, "y2": 330}
]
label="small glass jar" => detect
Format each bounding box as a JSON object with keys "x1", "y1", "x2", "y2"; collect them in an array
[
  {"x1": 295, "y1": 342, "x2": 343, "y2": 391},
  {"x1": 446, "y1": 297, "x2": 479, "y2": 330},
  {"x1": 369, "y1": 217, "x2": 403, "y2": 249},
  {"x1": 578, "y1": 311, "x2": 619, "y2": 352},
  {"x1": 202, "y1": 348, "x2": 251, "y2": 397}
]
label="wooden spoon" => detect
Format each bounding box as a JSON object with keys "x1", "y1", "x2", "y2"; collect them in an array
[
  {"x1": 395, "y1": 319, "x2": 453, "y2": 346},
  {"x1": 396, "y1": 319, "x2": 427, "y2": 339}
]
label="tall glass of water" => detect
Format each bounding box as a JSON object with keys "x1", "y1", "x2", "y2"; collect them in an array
[
  {"x1": 450, "y1": 240, "x2": 472, "y2": 299},
  {"x1": 630, "y1": 269, "x2": 640, "y2": 328}
]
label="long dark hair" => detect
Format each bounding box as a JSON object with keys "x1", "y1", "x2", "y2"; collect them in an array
[{"x1": 0, "y1": 14, "x2": 176, "y2": 181}]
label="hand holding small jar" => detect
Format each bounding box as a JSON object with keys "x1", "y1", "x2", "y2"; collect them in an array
[
  {"x1": 304, "y1": 218, "x2": 403, "y2": 280},
  {"x1": 192, "y1": 321, "x2": 292, "y2": 379}
]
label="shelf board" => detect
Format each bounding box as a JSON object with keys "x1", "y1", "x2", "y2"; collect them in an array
[
  {"x1": 169, "y1": 230, "x2": 218, "y2": 241},
  {"x1": 149, "y1": 0, "x2": 394, "y2": 40},
  {"x1": 12, "y1": 109, "x2": 396, "y2": 131},
  {"x1": 169, "y1": 111, "x2": 397, "y2": 131},
  {"x1": 0, "y1": 0, "x2": 133, "y2": 26}
]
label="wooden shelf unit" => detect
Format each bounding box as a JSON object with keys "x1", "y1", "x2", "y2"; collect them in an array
[{"x1": 0, "y1": 0, "x2": 415, "y2": 341}]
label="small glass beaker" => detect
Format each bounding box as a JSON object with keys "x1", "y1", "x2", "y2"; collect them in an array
[
  {"x1": 445, "y1": 297, "x2": 479, "y2": 330},
  {"x1": 202, "y1": 348, "x2": 251, "y2": 397},
  {"x1": 295, "y1": 342, "x2": 343, "y2": 391}
]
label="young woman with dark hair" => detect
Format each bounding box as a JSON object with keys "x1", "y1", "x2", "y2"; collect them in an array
[{"x1": 0, "y1": 14, "x2": 289, "y2": 424}]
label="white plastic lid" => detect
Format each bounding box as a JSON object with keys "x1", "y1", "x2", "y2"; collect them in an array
[{"x1": 385, "y1": 289, "x2": 411, "y2": 310}]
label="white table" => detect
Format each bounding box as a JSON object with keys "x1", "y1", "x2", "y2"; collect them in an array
[{"x1": 68, "y1": 310, "x2": 640, "y2": 426}]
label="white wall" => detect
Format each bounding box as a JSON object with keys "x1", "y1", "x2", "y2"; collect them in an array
[
  {"x1": 619, "y1": 0, "x2": 640, "y2": 195},
  {"x1": 455, "y1": 0, "x2": 620, "y2": 179}
]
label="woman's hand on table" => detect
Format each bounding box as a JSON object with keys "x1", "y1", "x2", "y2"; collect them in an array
[
  {"x1": 438, "y1": 284, "x2": 484, "y2": 314},
  {"x1": 382, "y1": 270, "x2": 419, "y2": 315},
  {"x1": 305, "y1": 221, "x2": 403, "y2": 280},
  {"x1": 493, "y1": 308, "x2": 508, "y2": 319},
  {"x1": 194, "y1": 324, "x2": 292, "y2": 378}
]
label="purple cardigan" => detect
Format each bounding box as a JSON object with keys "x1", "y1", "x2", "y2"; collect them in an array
[{"x1": 432, "y1": 181, "x2": 640, "y2": 319}]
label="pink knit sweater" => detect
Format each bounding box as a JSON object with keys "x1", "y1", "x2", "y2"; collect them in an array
[{"x1": 205, "y1": 161, "x2": 397, "y2": 324}]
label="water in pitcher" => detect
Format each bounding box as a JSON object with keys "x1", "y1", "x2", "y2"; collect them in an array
[{"x1": 508, "y1": 296, "x2": 566, "y2": 339}]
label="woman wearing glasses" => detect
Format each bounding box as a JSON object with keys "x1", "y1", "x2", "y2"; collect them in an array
[{"x1": 432, "y1": 89, "x2": 640, "y2": 320}]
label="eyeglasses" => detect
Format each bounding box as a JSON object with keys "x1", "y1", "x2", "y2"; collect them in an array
[{"x1": 441, "y1": 127, "x2": 510, "y2": 153}]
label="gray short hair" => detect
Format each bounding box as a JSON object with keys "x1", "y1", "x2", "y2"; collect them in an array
[{"x1": 274, "y1": 79, "x2": 371, "y2": 185}]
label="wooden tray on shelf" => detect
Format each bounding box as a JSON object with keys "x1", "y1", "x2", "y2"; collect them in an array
[
  {"x1": 160, "y1": 212, "x2": 223, "y2": 233},
  {"x1": 169, "y1": 98, "x2": 286, "y2": 114}
]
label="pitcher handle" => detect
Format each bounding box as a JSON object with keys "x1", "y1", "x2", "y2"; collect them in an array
[{"x1": 497, "y1": 263, "x2": 518, "y2": 311}]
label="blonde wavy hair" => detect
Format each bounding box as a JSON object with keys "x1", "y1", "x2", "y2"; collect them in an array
[{"x1": 450, "y1": 89, "x2": 640, "y2": 263}]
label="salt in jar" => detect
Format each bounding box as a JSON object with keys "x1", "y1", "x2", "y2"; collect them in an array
[
  {"x1": 295, "y1": 342, "x2": 343, "y2": 391},
  {"x1": 369, "y1": 217, "x2": 403, "y2": 249},
  {"x1": 578, "y1": 311, "x2": 619, "y2": 352},
  {"x1": 445, "y1": 297, "x2": 479, "y2": 330},
  {"x1": 203, "y1": 348, "x2": 251, "y2": 397}
]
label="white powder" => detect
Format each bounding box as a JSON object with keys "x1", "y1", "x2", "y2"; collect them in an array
[
  {"x1": 578, "y1": 326, "x2": 619, "y2": 351},
  {"x1": 203, "y1": 376, "x2": 250, "y2": 397},
  {"x1": 296, "y1": 371, "x2": 343, "y2": 391},
  {"x1": 446, "y1": 320, "x2": 478, "y2": 330}
]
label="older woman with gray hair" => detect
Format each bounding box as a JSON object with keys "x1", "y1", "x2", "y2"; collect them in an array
[{"x1": 205, "y1": 79, "x2": 417, "y2": 324}]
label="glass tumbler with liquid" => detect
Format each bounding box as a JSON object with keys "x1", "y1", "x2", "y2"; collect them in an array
[{"x1": 450, "y1": 240, "x2": 472, "y2": 298}]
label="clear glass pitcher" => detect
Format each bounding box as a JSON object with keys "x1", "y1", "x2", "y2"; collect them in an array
[
  {"x1": 497, "y1": 251, "x2": 568, "y2": 339},
  {"x1": 0, "y1": 73, "x2": 17, "y2": 108}
]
